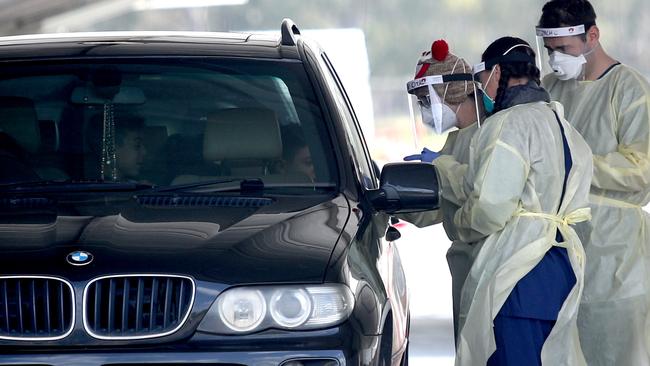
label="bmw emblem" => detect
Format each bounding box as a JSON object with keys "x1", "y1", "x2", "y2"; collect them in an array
[{"x1": 66, "y1": 251, "x2": 93, "y2": 266}]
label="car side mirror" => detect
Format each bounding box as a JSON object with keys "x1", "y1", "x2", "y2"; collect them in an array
[{"x1": 368, "y1": 162, "x2": 439, "y2": 214}]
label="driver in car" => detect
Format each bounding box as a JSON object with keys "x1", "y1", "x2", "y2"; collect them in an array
[{"x1": 86, "y1": 112, "x2": 147, "y2": 182}]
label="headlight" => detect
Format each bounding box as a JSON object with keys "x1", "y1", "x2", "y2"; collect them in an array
[
  {"x1": 270, "y1": 289, "x2": 311, "y2": 328},
  {"x1": 198, "y1": 284, "x2": 354, "y2": 334},
  {"x1": 217, "y1": 288, "x2": 266, "y2": 332},
  {"x1": 305, "y1": 286, "x2": 352, "y2": 326}
]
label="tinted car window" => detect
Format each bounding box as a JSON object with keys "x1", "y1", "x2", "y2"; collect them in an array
[
  {"x1": 317, "y1": 53, "x2": 376, "y2": 190},
  {"x1": 0, "y1": 59, "x2": 337, "y2": 190}
]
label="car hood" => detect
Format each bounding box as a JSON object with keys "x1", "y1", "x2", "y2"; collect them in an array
[{"x1": 0, "y1": 194, "x2": 350, "y2": 284}]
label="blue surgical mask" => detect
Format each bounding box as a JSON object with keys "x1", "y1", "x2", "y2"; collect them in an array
[
  {"x1": 482, "y1": 92, "x2": 495, "y2": 114},
  {"x1": 480, "y1": 67, "x2": 497, "y2": 114}
]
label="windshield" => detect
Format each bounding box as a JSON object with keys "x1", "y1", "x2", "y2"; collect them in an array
[{"x1": 0, "y1": 58, "x2": 337, "y2": 193}]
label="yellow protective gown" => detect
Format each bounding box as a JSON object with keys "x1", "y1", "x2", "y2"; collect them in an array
[
  {"x1": 435, "y1": 123, "x2": 480, "y2": 341},
  {"x1": 445, "y1": 101, "x2": 592, "y2": 366},
  {"x1": 398, "y1": 123, "x2": 479, "y2": 341},
  {"x1": 544, "y1": 64, "x2": 650, "y2": 366}
]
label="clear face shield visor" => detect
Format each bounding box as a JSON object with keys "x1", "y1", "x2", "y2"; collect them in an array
[
  {"x1": 535, "y1": 24, "x2": 587, "y2": 80},
  {"x1": 406, "y1": 73, "x2": 479, "y2": 135}
]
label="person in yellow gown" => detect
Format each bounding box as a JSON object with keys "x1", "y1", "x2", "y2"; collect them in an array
[{"x1": 537, "y1": 1, "x2": 650, "y2": 364}]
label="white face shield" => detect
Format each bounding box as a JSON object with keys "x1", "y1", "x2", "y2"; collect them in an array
[
  {"x1": 406, "y1": 72, "x2": 477, "y2": 137},
  {"x1": 407, "y1": 75, "x2": 449, "y2": 134},
  {"x1": 535, "y1": 24, "x2": 588, "y2": 80}
]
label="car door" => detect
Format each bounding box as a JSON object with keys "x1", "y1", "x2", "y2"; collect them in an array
[{"x1": 319, "y1": 52, "x2": 409, "y2": 361}]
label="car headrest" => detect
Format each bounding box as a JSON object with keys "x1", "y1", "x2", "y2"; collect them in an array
[
  {"x1": 203, "y1": 108, "x2": 282, "y2": 161},
  {"x1": 0, "y1": 96, "x2": 40, "y2": 154}
]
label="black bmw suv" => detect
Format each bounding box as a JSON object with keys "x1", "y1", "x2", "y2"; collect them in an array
[{"x1": 0, "y1": 20, "x2": 439, "y2": 366}]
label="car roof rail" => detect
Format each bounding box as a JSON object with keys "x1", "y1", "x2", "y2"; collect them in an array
[{"x1": 280, "y1": 18, "x2": 301, "y2": 46}]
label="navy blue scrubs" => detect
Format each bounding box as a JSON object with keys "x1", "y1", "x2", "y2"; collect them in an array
[{"x1": 487, "y1": 113, "x2": 576, "y2": 366}]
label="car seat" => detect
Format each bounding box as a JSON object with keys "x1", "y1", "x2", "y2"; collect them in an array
[
  {"x1": 0, "y1": 96, "x2": 40, "y2": 155},
  {"x1": 203, "y1": 107, "x2": 283, "y2": 176},
  {"x1": 0, "y1": 96, "x2": 67, "y2": 180},
  {"x1": 171, "y1": 108, "x2": 282, "y2": 185}
]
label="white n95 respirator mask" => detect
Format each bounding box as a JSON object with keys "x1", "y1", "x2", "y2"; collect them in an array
[{"x1": 548, "y1": 51, "x2": 586, "y2": 80}]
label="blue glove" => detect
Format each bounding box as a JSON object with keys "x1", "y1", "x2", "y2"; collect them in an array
[{"x1": 403, "y1": 147, "x2": 440, "y2": 163}]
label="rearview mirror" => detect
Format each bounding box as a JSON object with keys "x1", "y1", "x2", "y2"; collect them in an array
[
  {"x1": 70, "y1": 86, "x2": 146, "y2": 105},
  {"x1": 368, "y1": 162, "x2": 439, "y2": 214}
]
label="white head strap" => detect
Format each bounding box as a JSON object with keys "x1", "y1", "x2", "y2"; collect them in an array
[
  {"x1": 472, "y1": 43, "x2": 534, "y2": 75},
  {"x1": 536, "y1": 24, "x2": 586, "y2": 37},
  {"x1": 406, "y1": 75, "x2": 444, "y2": 94},
  {"x1": 406, "y1": 73, "x2": 473, "y2": 94}
]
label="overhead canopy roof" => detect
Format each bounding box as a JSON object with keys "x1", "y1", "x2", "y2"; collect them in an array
[
  {"x1": 0, "y1": 0, "x2": 93, "y2": 35},
  {"x1": 0, "y1": 0, "x2": 251, "y2": 35}
]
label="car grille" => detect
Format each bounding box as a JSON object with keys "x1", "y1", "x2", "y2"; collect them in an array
[
  {"x1": 0, "y1": 276, "x2": 74, "y2": 340},
  {"x1": 84, "y1": 275, "x2": 194, "y2": 339}
]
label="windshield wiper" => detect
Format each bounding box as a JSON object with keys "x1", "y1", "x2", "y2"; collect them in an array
[
  {"x1": 151, "y1": 178, "x2": 336, "y2": 194},
  {"x1": 150, "y1": 178, "x2": 256, "y2": 193},
  {"x1": 0, "y1": 179, "x2": 153, "y2": 193}
]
